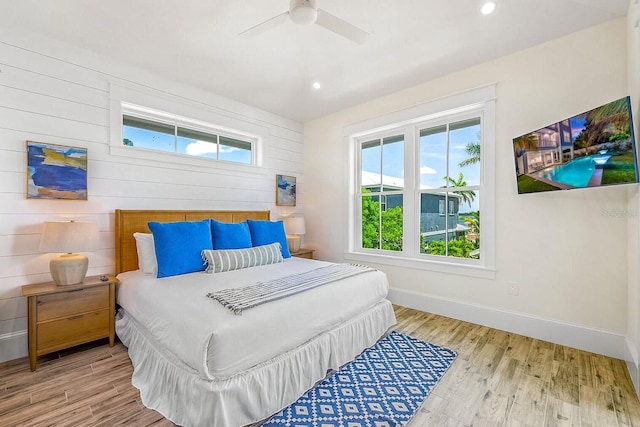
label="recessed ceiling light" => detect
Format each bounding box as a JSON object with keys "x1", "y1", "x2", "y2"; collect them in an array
[
  {"x1": 481, "y1": 1, "x2": 497, "y2": 15},
  {"x1": 312, "y1": 81, "x2": 321, "y2": 90}
]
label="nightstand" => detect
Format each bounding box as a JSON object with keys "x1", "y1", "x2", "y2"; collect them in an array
[
  {"x1": 290, "y1": 248, "x2": 314, "y2": 259},
  {"x1": 21, "y1": 274, "x2": 118, "y2": 371}
]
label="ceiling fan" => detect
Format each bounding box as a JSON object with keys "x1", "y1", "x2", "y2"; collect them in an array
[{"x1": 240, "y1": 0, "x2": 369, "y2": 44}]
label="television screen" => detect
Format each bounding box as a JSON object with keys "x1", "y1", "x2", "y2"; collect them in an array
[{"x1": 513, "y1": 96, "x2": 638, "y2": 194}]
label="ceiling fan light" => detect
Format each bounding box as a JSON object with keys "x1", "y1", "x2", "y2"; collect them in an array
[
  {"x1": 290, "y1": 0, "x2": 318, "y2": 25},
  {"x1": 481, "y1": 1, "x2": 497, "y2": 15}
]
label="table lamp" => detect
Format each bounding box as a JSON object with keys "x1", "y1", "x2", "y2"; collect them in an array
[
  {"x1": 284, "y1": 216, "x2": 306, "y2": 253},
  {"x1": 39, "y1": 220, "x2": 99, "y2": 286}
]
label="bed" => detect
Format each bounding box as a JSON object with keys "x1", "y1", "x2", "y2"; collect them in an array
[{"x1": 114, "y1": 209, "x2": 396, "y2": 426}]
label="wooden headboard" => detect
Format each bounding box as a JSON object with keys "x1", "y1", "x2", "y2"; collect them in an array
[{"x1": 114, "y1": 209, "x2": 270, "y2": 275}]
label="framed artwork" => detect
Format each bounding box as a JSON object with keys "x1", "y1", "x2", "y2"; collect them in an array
[
  {"x1": 26, "y1": 141, "x2": 88, "y2": 200},
  {"x1": 276, "y1": 174, "x2": 296, "y2": 206}
]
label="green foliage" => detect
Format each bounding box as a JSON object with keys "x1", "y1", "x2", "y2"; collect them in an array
[
  {"x1": 361, "y1": 189, "x2": 403, "y2": 251},
  {"x1": 361, "y1": 190, "x2": 380, "y2": 249},
  {"x1": 123, "y1": 138, "x2": 134, "y2": 146},
  {"x1": 447, "y1": 238, "x2": 474, "y2": 258},
  {"x1": 423, "y1": 237, "x2": 476, "y2": 258},
  {"x1": 601, "y1": 152, "x2": 638, "y2": 185},
  {"x1": 424, "y1": 240, "x2": 445, "y2": 255},
  {"x1": 609, "y1": 132, "x2": 630, "y2": 142},
  {"x1": 516, "y1": 174, "x2": 561, "y2": 194},
  {"x1": 381, "y1": 206, "x2": 403, "y2": 251}
]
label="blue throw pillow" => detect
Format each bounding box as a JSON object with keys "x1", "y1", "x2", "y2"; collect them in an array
[
  {"x1": 210, "y1": 220, "x2": 252, "y2": 249},
  {"x1": 148, "y1": 220, "x2": 213, "y2": 278},
  {"x1": 246, "y1": 219, "x2": 291, "y2": 258}
]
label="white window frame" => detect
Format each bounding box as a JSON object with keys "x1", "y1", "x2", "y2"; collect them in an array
[
  {"x1": 345, "y1": 85, "x2": 496, "y2": 279},
  {"x1": 109, "y1": 83, "x2": 265, "y2": 173},
  {"x1": 120, "y1": 104, "x2": 256, "y2": 165}
]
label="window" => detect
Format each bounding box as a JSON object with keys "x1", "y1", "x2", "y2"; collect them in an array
[
  {"x1": 121, "y1": 105, "x2": 255, "y2": 165},
  {"x1": 420, "y1": 118, "x2": 481, "y2": 259},
  {"x1": 348, "y1": 85, "x2": 495, "y2": 278},
  {"x1": 360, "y1": 135, "x2": 404, "y2": 251}
]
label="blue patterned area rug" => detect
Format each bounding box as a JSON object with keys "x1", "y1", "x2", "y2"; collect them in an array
[{"x1": 263, "y1": 330, "x2": 457, "y2": 426}]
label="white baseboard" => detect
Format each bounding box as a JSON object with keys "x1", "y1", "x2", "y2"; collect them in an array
[
  {"x1": 389, "y1": 288, "x2": 628, "y2": 361},
  {"x1": 625, "y1": 338, "x2": 640, "y2": 398},
  {"x1": 0, "y1": 330, "x2": 27, "y2": 363}
]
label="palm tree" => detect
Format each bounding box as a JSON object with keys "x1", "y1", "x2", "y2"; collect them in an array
[
  {"x1": 444, "y1": 172, "x2": 476, "y2": 205},
  {"x1": 580, "y1": 98, "x2": 631, "y2": 146},
  {"x1": 590, "y1": 98, "x2": 629, "y2": 126},
  {"x1": 513, "y1": 133, "x2": 538, "y2": 155},
  {"x1": 461, "y1": 211, "x2": 480, "y2": 235},
  {"x1": 459, "y1": 141, "x2": 480, "y2": 167},
  {"x1": 461, "y1": 210, "x2": 480, "y2": 251}
]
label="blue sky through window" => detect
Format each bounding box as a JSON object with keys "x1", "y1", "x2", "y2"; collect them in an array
[
  {"x1": 123, "y1": 126, "x2": 251, "y2": 164},
  {"x1": 362, "y1": 121, "x2": 481, "y2": 211}
]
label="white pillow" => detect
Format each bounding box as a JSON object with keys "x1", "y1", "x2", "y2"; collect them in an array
[{"x1": 133, "y1": 232, "x2": 158, "y2": 275}]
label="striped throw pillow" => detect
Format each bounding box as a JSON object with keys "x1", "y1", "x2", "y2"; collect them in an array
[{"x1": 202, "y1": 242, "x2": 284, "y2": 273}]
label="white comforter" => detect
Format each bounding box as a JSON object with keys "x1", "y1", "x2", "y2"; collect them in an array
[{"x1": 116, "y1": 257, "x2": 390, "y2": 380}]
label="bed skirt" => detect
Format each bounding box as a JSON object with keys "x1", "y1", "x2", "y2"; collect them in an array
[{"x1": 116, "y1": 299, "x2": 397, "y2": 427}]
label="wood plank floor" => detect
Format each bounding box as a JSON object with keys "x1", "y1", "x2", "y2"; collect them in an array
[{"x1": 1, "y1": 305, "x2": 639, "y2": 426}]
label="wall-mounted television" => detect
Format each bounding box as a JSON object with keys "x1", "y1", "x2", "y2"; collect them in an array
[{"x1": 513, "y1": 96, "x2": 638, "y2": 194}]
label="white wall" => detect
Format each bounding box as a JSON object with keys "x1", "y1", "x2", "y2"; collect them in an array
[
  {"x1": 627, "y1": 0, "x2": 640, "y2": 392},
  {"x1": 304, "y1": 18, "x2": 634, "y2": 360},
  {"x1": 1, "y1": 15, "x2": 635, "y2": 367},
  {"x1": 0, "y1": 32, "x2": 304, "y2": 362}
]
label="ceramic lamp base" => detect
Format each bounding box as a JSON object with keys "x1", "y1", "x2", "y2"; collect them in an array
[
  {"x1": 50, "y1": 253, "x2": 88, "y2": 286},
  {"x1": 286, "y1": 235, "x2": 301, "y2": 253}
]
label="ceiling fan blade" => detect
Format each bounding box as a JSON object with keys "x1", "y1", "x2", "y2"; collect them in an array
[
  {"x1": 239, "y1": 11, "x2": 290, "y2": 37},
  {"x1": 315, "y1": 8, "x2": 368, "y2": 44}
]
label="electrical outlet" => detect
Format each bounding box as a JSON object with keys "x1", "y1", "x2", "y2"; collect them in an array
[{"x1": 507, "y1": 282, "x2": 519, "y2": 296}]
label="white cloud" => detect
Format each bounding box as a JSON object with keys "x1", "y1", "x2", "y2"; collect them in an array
[
  {"x1": 219, "y1": 145, "x2": 239, "y2": 153},
  {"x1": 420, "y1": 166, "x2": 437, "y2": 175},
  {"x1": 185, "y1": 140, "x2": 217, "y2": 156}
]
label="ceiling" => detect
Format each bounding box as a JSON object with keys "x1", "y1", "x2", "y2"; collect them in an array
[{"x1": 0, "y1": 0, "x2": 630, "y2": 123}]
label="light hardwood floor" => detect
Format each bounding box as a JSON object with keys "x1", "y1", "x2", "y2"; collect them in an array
[{"x1": 1, "y1": 305, "x2": 640, "y2": 426}]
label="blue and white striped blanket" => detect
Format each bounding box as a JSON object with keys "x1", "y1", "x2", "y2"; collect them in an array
[{"x1": 206, "y1": 263, "x2": 374, "y2": 314}]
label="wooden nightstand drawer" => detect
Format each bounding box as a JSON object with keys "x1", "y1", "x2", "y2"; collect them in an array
[
  {"x1": 22, "y1": 275, "x2": 118, "y2": 371},
  {"x1": 37, "y1": 309, "x2": 110, "y2": 352},
  {"x1": 291, "y1": 248, "x2": 314, "y2": 259},
  {"x1": 37, "y1": 286, "x2": 109, "y2": 322}
]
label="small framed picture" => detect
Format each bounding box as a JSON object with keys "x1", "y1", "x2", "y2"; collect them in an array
[
  {"x1": 26, "y1": 141, "x2": 88, "y2": 200},
  {"x1": 276, "y1": 174, "x2": 296, "y2": 206}
]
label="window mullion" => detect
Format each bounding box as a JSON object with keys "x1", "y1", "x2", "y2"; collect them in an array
[
  {"x1": 403, "y1": 126, "x2": 417, "y2": 256},
  {"x1": 445, "y1": 124, "x2": 451, "y2": 256},
  {"x1": 378, "y1": 139, "x2": 383, "y2": 249},
  {"x1": 174, "y1": 125, "x2": 178, "y2": 153}
]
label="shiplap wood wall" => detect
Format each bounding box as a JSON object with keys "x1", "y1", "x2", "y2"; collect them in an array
[{"x1": 0, "y1": 39, "x2": 304, "y2": 362}]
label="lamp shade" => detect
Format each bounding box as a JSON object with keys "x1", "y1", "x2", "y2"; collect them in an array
[
  {"x1": 284, "y1": 216, "x2": 306, "y2": 235},
  {"x1": 40, "y1": 221, "x2": 99, "y2": 286},
  {"x1": 39, "y1": 221, "x2": 99, "y2": 253}
]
